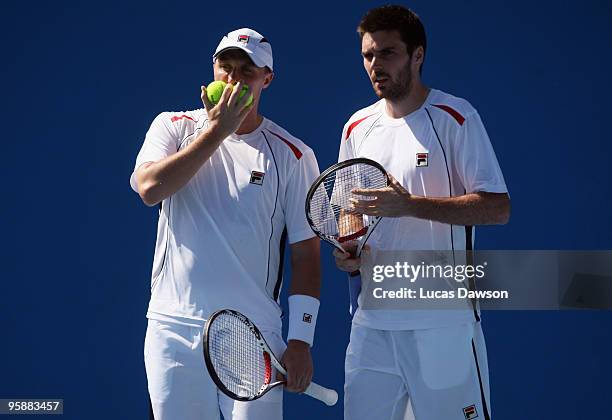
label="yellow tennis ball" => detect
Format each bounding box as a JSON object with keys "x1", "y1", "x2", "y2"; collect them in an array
[
  {"x1": 235, "y1": 84, "x2": 254, "y2": 107},
  {"x1": 226, "y1": 83, "x2": 254, "y2": 107},
  {"x1": 206, "y1": 81, "x2": 254, "y2": 107},
  {"x1": 206, "y1": 80, "x2": 227, "y2": 105}
]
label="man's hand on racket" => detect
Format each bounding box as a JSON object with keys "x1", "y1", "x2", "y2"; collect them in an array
[
  {"x1": 200, "y1": 81, "x2": 253, "y2": 139},
  {"x1": 277, "y1": 340, "x2": 313, "y2": 393},
  {"x1": 350, "y1": 174, "x2": 412, "y2": 217},
  {"x1": 333, "y1": 241, "x2": 370, "y2": 272}
]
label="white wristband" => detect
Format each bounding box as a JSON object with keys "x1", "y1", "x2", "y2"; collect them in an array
[{"x1": 287, "y1": 294, "x2": 320, "y2": 347}]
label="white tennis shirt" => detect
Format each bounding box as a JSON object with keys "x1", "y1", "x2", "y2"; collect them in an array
[
  {"x1": 339, "y1": 89, "x2": 508, "y2": 330},
  {"x1": 131, "y1": 110, "x2": 319, "y2": 332}
]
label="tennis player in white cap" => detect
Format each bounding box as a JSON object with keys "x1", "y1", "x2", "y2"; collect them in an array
[{"x1": 131, "y1": 27, "x2": 321, "y2": 420}]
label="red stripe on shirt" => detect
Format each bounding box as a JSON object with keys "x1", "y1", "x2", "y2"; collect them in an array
[
  {"x1": 432, "y1": 104, "x2": 465, "y2": 126},
  {"x1": 345, "y1": 114, "x2": 375, "y2": 140},
  {"x1": 267, "y1": 130, "x2": 303, "y2": 160},
  {"x1": 170, "y1": 115, "x2": 195, "y2": 123}
]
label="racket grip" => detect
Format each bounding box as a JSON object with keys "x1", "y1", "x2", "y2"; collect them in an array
[{"x1": 304, "y1": 381, "x2": 338, "y2": 406}]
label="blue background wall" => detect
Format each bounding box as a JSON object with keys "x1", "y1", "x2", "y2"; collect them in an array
[{"x1": 2, "y1": 0, "x2": 611, "y2": 418}]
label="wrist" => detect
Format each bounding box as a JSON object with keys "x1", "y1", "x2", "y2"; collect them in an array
[
  {"x1": 402, "y1": 192, "x2": 421, "y2": 217},
  {"x1": 205, "y1": 121, "x2": 231, "y2": 141},
  {"x1": 287, "y1": 294, "x2": 320, "y2": 347},
  {"x1": 287, "y1": 339, "x2": 310, "y2": 350}
]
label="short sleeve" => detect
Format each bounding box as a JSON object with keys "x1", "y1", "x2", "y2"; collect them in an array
[
  {"x1": 453, "y1": 112, "x2": 508, "y2": 194},
  {"x1": 129, "y1": 113, "x2": 179, "y2": 192},
  {"x1": 338, "y1": 125, "x2": 354, "y2": 162},
  {"x1": 284, "y1": 149, "x2": 321, "y2": 244}
]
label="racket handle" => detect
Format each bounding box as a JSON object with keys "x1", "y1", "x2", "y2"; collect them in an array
[{"x1": 304, "y1": 381, "x2": 338, "y2": 406}]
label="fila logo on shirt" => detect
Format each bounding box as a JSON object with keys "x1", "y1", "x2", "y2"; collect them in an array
[
  {"x1": 416, "y1": 152, "x2": 429, "y2": 167},
  {"x1": 250, "y1": 171, "x2": 265, "y2": 185},
  {"x1": 237, "y1": 34, "x2": 250, "y2": 44},
  {"x1": 463, "y1": 404, "x2": 478, "y2": 419}
]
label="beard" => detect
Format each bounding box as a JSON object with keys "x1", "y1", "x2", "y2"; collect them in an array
[{"x1": 372, "y1": 64, "x2": 412, "y2": 101}]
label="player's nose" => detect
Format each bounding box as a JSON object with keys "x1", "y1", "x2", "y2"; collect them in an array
[
  {"x1": 370, "y1": 56, "x2": 382, "y2": 69},
  {"x1": 226, "y1": 69, "x2": 240, "y2": 84},
  {"x1": 228, "y1": 75, "x2": 243, "y2": 85}
]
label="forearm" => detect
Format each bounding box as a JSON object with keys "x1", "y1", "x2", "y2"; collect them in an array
[
  {"x1": 286, "y1": 237, "x2": 321, "y2": 348},
  {"x1": 136, "y1": 125, "x2": 226, "y2": 206},
  {"x1": 289, "y1": 263, "x2": 321, "y2": 298},
  {"x1": 406, "y1": 192, "x2": 510, "y2": 226},
  {"x1": 289, "y1": 238, "x2": 321, "y2": 298}
]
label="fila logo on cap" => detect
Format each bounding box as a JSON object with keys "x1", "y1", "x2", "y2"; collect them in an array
[
  {"x1": 462, "y1": 404, "x2": 478, "y2": 419},
  {"x1": 416, "y1": 152, "x2": 428, "y2": 167},
  {"x1": 237, "y1": 34, "x2": 250, "y2": 44},
  {"x1": 250, "y1": 170, "x2": 265, "y2": 185}
]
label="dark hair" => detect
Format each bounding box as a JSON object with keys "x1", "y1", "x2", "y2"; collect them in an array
[{"x1": 357, "y1": 5, "x2": 427, "y2": 71}]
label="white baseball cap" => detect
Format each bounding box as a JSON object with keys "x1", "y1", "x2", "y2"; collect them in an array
[{"x1": 213, "y1": 28, "x2": 274, "y2": 71}]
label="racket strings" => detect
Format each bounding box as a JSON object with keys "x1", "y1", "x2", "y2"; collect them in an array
[
  {"x1": 208, "y1": 312, "x2": 269, "y2": 398},
  {"x1": 309, "y1": 163, "x2": 387, "y2": 241}
]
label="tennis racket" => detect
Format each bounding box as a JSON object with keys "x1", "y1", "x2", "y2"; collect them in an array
[
  {"x1": 203, "y1": 309, "x2": 338, "y2": 406},
  {"x1": 305, "y1": 157, "x2": 390, "y2": 257}
]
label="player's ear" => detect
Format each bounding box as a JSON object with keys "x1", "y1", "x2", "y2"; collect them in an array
[
  {"x1": 412, "y1": 46, "x2": 424, "y2": 66},
  {"x1": 262, "y1": 70, "x2": 274, "y2": 89}
]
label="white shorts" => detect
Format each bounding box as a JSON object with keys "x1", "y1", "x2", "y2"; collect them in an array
[
  {"x1": 144, "y1": 319, "x2": 286, "y2": 420},
  {"x1": 344, "y1": 321, "x2": 490, "y2": 420}
]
